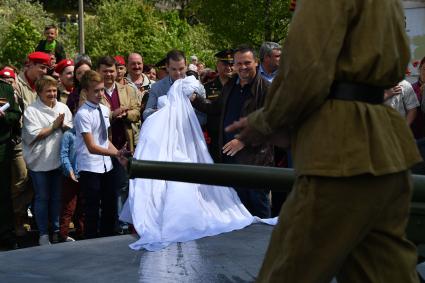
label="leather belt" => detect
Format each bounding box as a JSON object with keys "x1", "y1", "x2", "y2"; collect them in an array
[{"x1": 328, "y1": 81, "x2": 384, "y2": 104}]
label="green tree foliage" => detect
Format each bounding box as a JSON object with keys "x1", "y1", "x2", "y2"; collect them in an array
[
  {"x1": 1, "y1": 17, "x2": 41, "y2": 67},
  {"x1": 84, "y1": 0, "x2": 217, "y2": 66},
  {"x1": 0, "y1": 0, "x2": 54, "y2": 68},
  {"x1": 189, "y1": 0, "x2": 291, "y2": 47}
]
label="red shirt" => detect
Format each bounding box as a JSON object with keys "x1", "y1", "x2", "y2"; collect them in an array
[{"x1": 104, "y1": 86, "x2": 127, "y2": 149}]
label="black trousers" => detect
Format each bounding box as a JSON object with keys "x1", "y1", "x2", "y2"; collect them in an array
[
  {"x1": 0, "y1": 142, "x2": 15, "y2": 247},
  {"x1": 79, "y1": 170, "x2": 117, "y2": 239},
  {"x1": 235, "y1": 188, "x2": 271, "y2": 218}
]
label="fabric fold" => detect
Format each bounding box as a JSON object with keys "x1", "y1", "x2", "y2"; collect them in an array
[{"x1": 120, "y1": 76, "x2": 276, "y2": 251}]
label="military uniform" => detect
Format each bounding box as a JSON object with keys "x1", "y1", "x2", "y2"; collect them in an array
[
  {"x1": 247, "y1": 0, "x2": 422, "y2": 282},
  {"x1": 203, "y1": 50, "x2": 234, "y2": 162},
  {"x1": 0, "y1": 81, "x2": 21, "y2": 249},
  {"x1": 204, "y1": 77, "x2": 223, "y2": 162}
]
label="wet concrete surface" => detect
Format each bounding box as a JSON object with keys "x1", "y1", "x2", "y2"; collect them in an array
[{"x1": 0, "y1": 224, "x2": 273, "y2": 283}]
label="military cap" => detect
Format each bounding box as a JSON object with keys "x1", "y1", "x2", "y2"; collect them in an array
[
  {"x1": 114, "y1": 55, "x2": 126, "y2": 66},
  {"x1": 55, "y1": 59, "x2": 74, "y2": 74},
  {"x1": 214, "y1": 49, "x2": 234, "y2": 64},
  {"x1": 0, "y1": 68, "x2": 16, "y2": 80},
  {"x1": 155, "y1": 58, "x2": 167, "y2": 69},
  {"x1": 28, "y1": 51, "x2": 51, "y2": 66}
]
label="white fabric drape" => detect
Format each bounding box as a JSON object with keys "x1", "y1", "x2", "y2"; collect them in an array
[{"x1": 120, "y1": 76, "x2": 276, "y2": 251}]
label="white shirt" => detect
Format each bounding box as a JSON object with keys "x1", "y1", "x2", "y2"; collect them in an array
[
  {"x1": 22, "y1": 98, "x2": 73, "y2": 171},
  {"x1": 385, "y1": 80, "x2": 419, "y2": 117},
  {"x1": 74, "y1": 101, "x2": 113, "y2": 173},
  {"x1": 104, "y1": 83, "x2": 116, "y2": 97}
]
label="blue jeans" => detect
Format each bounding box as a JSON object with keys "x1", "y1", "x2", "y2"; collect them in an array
[{"x1": 29, "y1": 169, "x2": 62, "y2": 236}]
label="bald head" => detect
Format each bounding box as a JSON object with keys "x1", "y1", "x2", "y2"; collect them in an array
[{"x1": 127, "y1": 53, "x2": 144, "y2": 80}]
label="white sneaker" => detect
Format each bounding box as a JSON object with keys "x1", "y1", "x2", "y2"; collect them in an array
[
  {"x1": 65, "y1": 236, "x2": 75, "y2": 242},
  {"x1": 39, "y1": 234, "x2": 51, "y2": 246},
  {"x1": 27, "y1": 208, "x2": 33, "y2": 218}
]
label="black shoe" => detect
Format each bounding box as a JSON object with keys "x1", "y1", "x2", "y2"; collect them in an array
[
  {"x1": 0, "y1": 239, "x2": 18, "y2": 251},
  {"x1": 51, "y1": 232, "x2": 60, "y2": 244}
]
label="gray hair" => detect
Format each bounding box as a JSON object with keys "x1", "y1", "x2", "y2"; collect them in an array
[
  {"x1": 259, "y1": 42, "x2": 281, "y2": 62},
  {"x1": 74, "y1": 53, "x2": 92, "y2": 66}
]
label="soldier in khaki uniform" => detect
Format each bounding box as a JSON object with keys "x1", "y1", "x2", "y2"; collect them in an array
[
  {"x1": 13, "y1": 52, "x2": 51, "y2": 237},
  {"x1": 204, "y1": 50, "x2": 234, "y2": 162},
  {"x1": 0, "y1": 78, "x2": 21, "y2": 249},
  {"x1": 227, "y1": 0, "x2": 422, "y2": 282}
]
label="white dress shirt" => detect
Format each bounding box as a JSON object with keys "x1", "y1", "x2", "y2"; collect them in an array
[{"x1": 74, "y1": 101, "x2": 113, "y2": 173}]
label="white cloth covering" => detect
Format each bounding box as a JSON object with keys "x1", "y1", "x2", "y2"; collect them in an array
[{"x1": 120, "y1": 76, "x2": 276, "y2": 251}]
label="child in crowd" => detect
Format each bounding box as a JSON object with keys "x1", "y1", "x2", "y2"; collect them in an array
[
  {"x1": 59, "y1": 127, "x2": 84, "y2": 242},
  {"x1": 73, "y1": 70, "x2": 127, "y2": 239},
  {"x1": 35, "y1": 24, "x2": 66, "y2": 63}
]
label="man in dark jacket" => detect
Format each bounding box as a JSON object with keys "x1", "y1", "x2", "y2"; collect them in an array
[{"x1": 192, "y1": 45, "x2": 273, "y2": 218}]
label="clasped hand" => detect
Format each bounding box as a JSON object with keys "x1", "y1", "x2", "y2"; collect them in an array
[
  {"x1": 112, "y1": 107, "x2": 129, "y2": 119},
  {"x1": 52, "y1": 113, "x2": 65, "y2": 130}
]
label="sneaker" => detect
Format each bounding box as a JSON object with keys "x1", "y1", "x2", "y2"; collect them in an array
[
  {"x1": 39, "y1": 234, "x2": 51, "y2": 246},
  {"x1": 27, "y1": 208, "x2": 33, "y2": 218},
  {"x1": 64, "y1": 236, "x2": 75, "y2": 242}
]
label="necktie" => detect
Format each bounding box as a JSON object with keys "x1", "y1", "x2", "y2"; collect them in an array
[{"x1": 97, "y1": 106, "x2": 108, "y2": 143}]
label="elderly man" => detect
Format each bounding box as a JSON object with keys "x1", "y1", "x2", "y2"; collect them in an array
[
  {"x1": 55, "y1": 59, "x2": 74, "y2": 104},
  {"x1": 143, "y1": 49, "x2": 206, "y2": 125},
  {"x1": 192, "y1": 45, "x2": 273, "y2": 218},
  {"x1": 126, "y1": 53, "x2": 154, "y2": 113},
  {"x1": 227, "y1": 0, "x2": 421, "y2": 282},
  {"x1": 258, "y1": 42, "x2": 281, "y2": 83},
  {"x1": 126, "y1": 53, "x2": 153, "y2": 93}
]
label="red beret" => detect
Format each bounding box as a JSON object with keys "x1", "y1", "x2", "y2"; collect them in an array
[
  {"x1": 28, "y1": 51, "x2": 51, "y2": 66},
  {"x1": 55, "y1": 59, "x2": 74, "y2": 74},
  {"x1": 0, "y1": 68, "x2": 16, "y2": 79},
  {"x1": 114, "y1": 55, "x2": 126, "y2": 66}
]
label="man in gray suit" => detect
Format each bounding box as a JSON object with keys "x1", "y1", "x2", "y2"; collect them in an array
[{"x1": 143, "y1": 49, "x2": 206, "y2": 125}]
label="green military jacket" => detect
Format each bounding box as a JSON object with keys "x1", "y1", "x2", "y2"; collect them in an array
[
  {"x1": 248, "y1": 0, "x2": 422, "y2": 177},
  {"x1": 0, "y1": 81, "x2": 21, "y2": 144}
]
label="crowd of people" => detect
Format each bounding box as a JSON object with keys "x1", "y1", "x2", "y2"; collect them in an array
[
  {"x1": 0, "y1": 24, "x2": 284, "y2": 250},
  {"x1": 1, "y1": 20, "x2": 425, "y2": 257}
]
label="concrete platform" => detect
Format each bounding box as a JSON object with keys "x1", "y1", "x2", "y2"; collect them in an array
[{"x1": 0, "y1": 224, "x2": 273, "y2": 283}]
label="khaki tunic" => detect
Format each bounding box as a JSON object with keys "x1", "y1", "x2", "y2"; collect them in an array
[
  {"x1": 15, "y1": 72, "x2": 37, "y2": 110},
  {"x1": 248, "y1": 0, "x2": 422, "y2": 176}
]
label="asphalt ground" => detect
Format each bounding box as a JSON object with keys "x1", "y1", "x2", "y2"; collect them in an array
[{"x1": 0, "y1": 224, "x2": 274, "y2": 283}]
